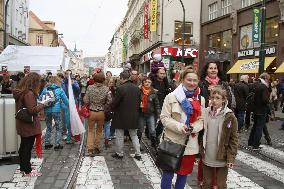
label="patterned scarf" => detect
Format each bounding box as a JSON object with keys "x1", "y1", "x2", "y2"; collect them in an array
[
  {"x1": 205, "y1": 75, "x2": 220, "y2": 86},
  {"x1": 141, "y1": 86, "x2": 151, "y2": 113}
]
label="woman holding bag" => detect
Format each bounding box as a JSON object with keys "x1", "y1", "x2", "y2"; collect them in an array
[
  {"x1": 13, "y1": 72, "x2": 51, "y2": 177},
  {"x1": 159, "y1": 70, "x2": 205, "y2": 189}
]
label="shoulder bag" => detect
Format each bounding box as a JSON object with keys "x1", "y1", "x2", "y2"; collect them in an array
[
  {"x1": 155, "y1": 133, "x2": 190, "y2": 172},
  {"x1": 15, "y1": 92, "x2": 34, "y2": 124}
]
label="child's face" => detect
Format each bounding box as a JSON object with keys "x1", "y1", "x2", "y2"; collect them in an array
[{"x1": 210, "y1": 93, "x2": 225, "y2": 109}]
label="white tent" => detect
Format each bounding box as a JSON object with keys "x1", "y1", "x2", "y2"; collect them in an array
[{"x1": 0, "y1": 45, "x2": 65, "y2": 74}]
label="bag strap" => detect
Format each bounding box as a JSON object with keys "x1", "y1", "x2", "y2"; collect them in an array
[{"x1": 162, "y1": 131, "x2": 191, "y2": 146}]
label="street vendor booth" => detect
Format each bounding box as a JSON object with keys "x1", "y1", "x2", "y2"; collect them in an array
[
  {"x1": 0, "y1": 45, "x2": 66, "y2": 74},
  {"x1": 227, "y1": 57, "x2": 276, "y2": 74}
]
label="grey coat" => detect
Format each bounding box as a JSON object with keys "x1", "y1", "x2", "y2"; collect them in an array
[{"x1": 111, "y1": 81, "x2": 141, "y2": 129}]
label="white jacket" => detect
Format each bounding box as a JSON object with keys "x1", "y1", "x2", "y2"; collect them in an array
[{"x1": 160, "y1": 92, "x2": 205, "y2": 155}]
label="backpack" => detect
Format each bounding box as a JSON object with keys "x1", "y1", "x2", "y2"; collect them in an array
[{"x1": 45, "y1": 88, "x2": 57, "y2": 107}]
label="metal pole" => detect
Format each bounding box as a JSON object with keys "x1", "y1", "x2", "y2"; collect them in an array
[
  {"x1": 4, "y1": 0, "x2": 11, "y2": 48},
  {"x1": 179, "y1": 0, "x2": 185, "y2": 63},
  {"x1": 258, "y1": 0, "x2": 266, "y2": 74}
]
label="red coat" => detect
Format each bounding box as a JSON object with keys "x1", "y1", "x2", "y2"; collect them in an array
[{"x1": 13, "y1": 89, "x2": 44, "y2": 137}]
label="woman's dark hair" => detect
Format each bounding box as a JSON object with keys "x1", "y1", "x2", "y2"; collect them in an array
[
  {"x1": 93, "y1": 72, "x2": 105, "y2": 83},
  {"x1": 200, "y1": 62, "x2": 225, "y2": 81},
  {"x1": 106, "y1": 71, "x2": 112, "y2": 76},
  {"x1": 142, "y1": 76, "x2": 152, "y2": 84},
  {"x1": 17, "y1": 72, "x2": 41, "y2": 95}
]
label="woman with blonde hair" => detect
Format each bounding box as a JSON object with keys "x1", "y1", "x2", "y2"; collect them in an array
[
  {"x1": 39, "y1": 76, "x2": 69, "y2": 150},
  {"x1": 13, "y1": 73, "x2": 51, "y2": 176}
]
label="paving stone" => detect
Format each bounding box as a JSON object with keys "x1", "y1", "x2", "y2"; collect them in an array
[
  {"x1": 34, "y1": 183, "x2": 52, "y2": 189},
  {"x1": 1, "y1": 183, "x2": 16, "y2": 188},
  {"x1": 43, "y1": 177, "x2": 55, "y2": 184},
  {"x1": 57, "y1": 172, "x2": 69, "y2": 179},
  {"x1": 53, "y1": 180, "x2": 65, "y2": 188}
]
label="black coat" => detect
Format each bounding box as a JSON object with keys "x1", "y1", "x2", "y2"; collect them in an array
[
  {"x1": 140, "y1": 88, "x2": 161, "y2": 116},
  {"x1": 234, "y1": 81, "x2": 249, "y2": 111},
  {"x1": 254, "y1": 80, "x2": 270, "y2": 115},
  {"x1": 111, "y1": 81, "x2": 140, "y2": 129},
  {"x1": 199, "y1": 80, "x2": 233, "y2": 108},
  {"x1": 151, "y1": 77, "x2": 170, "y2": 107}
]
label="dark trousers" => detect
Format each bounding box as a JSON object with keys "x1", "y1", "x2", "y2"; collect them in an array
[
  {"x1": 235, "y1": 110, "x2": 245, "y2": 131},
  {"x1": 248, "y1": 114, "x2": 266, "y2": 148},
  {"x1": 245, "y1": 111, "x2": 251, "y2": 128},
  {"x1": 263, "y1": 124, "x2": 271, "y2": 143},
  {"x1": 19, "y1": 136, "x2": 35, "y2": 174}
]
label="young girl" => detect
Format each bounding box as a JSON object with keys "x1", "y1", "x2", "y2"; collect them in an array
[{"x1": 202, "y1": 86, "x2": 238, "y2": 188}]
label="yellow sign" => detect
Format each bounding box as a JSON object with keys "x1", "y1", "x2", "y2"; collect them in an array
[{"x1": 150, "y1": 0, "x2": 157, "y2": 32}]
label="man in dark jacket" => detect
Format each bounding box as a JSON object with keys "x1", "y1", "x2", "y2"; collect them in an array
[
  {"x1": 111, "y1": 71, "x2": 142, "y2": 160},
  {"x1": 248, "y1": 73, "x2": 271, "y2": 150},
  {"x1": 234, "y1": 75, "x2": 249, "y2": 132}
]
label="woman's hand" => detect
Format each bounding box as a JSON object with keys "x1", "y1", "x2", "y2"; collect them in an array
[{"x1": 181, "y1": 125, "x2": 190, "y2": 135}]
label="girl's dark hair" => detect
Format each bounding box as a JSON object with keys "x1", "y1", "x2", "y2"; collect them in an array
[
  {"x1": 142, "y1": 76, "x2": 152, "y2": 84},
  {"x1": 200, "y1": 62, "x2": 225, "y2": 81}
]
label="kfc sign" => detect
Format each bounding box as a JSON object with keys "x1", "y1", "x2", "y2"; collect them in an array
[{"x1": 161, "y1": 47, "x2": 198, "y2": 58}]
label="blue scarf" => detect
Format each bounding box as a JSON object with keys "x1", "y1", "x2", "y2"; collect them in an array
[{"x1": 180, "y1": 86, "x2": 194, "y2": 126}]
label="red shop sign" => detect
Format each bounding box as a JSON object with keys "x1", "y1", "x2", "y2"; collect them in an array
[
  {"x1": 144, "y1": 2, "x2": 149, "y2": 39},
  {"x1": 161, "y1": 47, "x2": 198, "y2": 58}
]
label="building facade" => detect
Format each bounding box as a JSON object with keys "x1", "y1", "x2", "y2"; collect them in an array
[
  {"x1": 108, "y1": 0, "x2": 201, "y2": 73},
  {"x1": 0, "y1": 0, "x2": 4, "y2": 52},
  {"x1": 200, "y1": 0, "x2": 283, "y2": 77},
  {"x1": 28, "y1": 11, "x2": 60, "y2": 47},
  {"x1": 6, "y1": 0, "x2": 29, "y2": 46}
]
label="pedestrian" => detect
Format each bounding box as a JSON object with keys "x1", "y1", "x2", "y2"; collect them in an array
[
  {"x1": 199, "y1": 62, "x2": 235, "y2": 109},
  {"x1": 0, "y1": 74, "x2": 13, "y2": 94},
  {"x1": 270, "y1": 80, "x2": 278, "y2": 120},
  {"x1": 111, "y1": 70, "x2": 142, "y2": 161},
  {"x1": 84, "y1": 72, "x2": 112, "y2": 156},
  {"x1": 131, "y1": 70, "x2": 140, "y2": 86},
  {"x1": 160, "y1": 70, "x2": 205, "y2": 189},
  {"x1": 201, "y1": 85, "x2": 238, "y2": 188},
  {"x1": 234, "y1": 75, "x2": 249, "y2": 132},
  {"x1": 138, "y1": 76, "x2": 161, "y2": 148},
  {"x1": 248, "y1": 73, "x2": 271, "y2": 150},
  {"x1": 13, "y1": 72, "x2": 51, "y2": 177},
  {"x1": 104, "y1": 78, "x2": 116, "y2": 148},
  {"x1": 39, "y1": 76, "x2": 69, "y2": 150}
]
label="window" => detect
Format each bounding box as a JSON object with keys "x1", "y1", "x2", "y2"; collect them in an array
[
  {"x1": 174, "y1": 21, "x2": 193, "y2": 45},
  {"x1": 221, "y1": 0, "x2": 232, "y2": 16},
  {"x1": 209, "y1": 2, "x2": 218, "y2": 20},
  {"x1": 240, "y1": 25, "x2": 253, "y2": 49},
  {"x1": 265, "y1": 18, "x2": 279, "y2": 44},
  {"x1": 241, "y1": 0, "x2": 261, "y2": 8},
  {"x1": 36, "y1": 35, "x2": 43, "y2": 45},
  {"x1": 208, "y1": 30, "x2": 232, "y2": 52}
]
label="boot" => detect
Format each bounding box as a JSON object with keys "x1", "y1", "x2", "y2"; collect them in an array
[
  {"x1": 265, "y1": 135, "x2": 272, "y2": 146},
  {"x1": 105, "y1": 139, "x2": 110, "y2": 149},
  {"x1": 151, "y1": 136, "x2": 157, "y2": 149}
]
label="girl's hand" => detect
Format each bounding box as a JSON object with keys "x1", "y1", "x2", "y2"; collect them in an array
[{"x1": 227, "y1": 163, "x2": 234, "y2": 169}]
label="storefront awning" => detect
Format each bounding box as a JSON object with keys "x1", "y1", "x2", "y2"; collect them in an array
[
  {"x1": 227, "y1": 57, "x2": 275, "y2": 74},
  {"x1": 275, "y1": 62, "x2": 284, "y2": 73}
]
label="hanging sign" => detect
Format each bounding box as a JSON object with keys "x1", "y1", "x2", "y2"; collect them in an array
[
  {"x1": 144, "y1": 2, "x2": 149, "y2": 39},
  {"x1": 150, "y1": 0, "x2": 157, "y2": 32},
  {"x1": 252, "y1": 8, "x2": 261, "y2": 42}
]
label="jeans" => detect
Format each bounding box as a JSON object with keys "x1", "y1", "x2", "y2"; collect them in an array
[
  {"x1": 138, "y1": 113, "x2": 156, "y2": 140},
  {"x1": 104, "y1": 121, "x2": 111, "y2": 140},
  {"x1": 248, "y1": 114, "x2": 266, "y2": 148},
  {"x1": 235, "y1": 110, "x2": 245, "y2": 131},
  {"x1": 45, "y1": 112, "x2": 62, "y2": 145},
  {"x1": 62, "y1": 108, "x2": 71, "y2": 142},
  {"x1": 161, "y1": 171, "x2": 188, "y2": 189},
  {"x1": 115, "y1": 129, "x2": 140, "y2": 156},
  {"x1": 19, "y1": 136, "x2": 35, "y2": 174}
]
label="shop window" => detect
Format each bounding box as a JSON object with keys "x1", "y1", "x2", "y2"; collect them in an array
[
  {"x1": 208, "y1": 30, "x2": 232, "y2": 52},
  {"x1": 265, "y1": 18, "x2": 279, "y2": 44},
  {"x1": 174, "y1": 21, "x2": 192, "y2": 45},
  {"x1": 221, "y1": 0, "x2": 232, "y2": 16},
  {"x1": 209, "y1": 2, "x2": 218, "y2": 20}
]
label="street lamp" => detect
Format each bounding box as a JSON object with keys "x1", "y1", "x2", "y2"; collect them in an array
[
  {"x1": 258, "y1": 0, "x2": 266, "y2": 74},
  {"x1": 4, "y1": 0, "x2": 11, "y2": 48},
  {"x1": 178, "y1": 0, "x2": 185, "y2": 63}
]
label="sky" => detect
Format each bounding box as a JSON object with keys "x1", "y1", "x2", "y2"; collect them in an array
[{"x1": 29, "y1": 0, "x2": 128, "y2": 57}]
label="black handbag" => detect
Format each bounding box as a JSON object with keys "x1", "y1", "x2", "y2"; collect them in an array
[
  {"x1": 15, "y1": 108, "x2": 33, "y2": 124},
  {"x1": 155, "y1": 133, "x2": 190, "y2": 172}
]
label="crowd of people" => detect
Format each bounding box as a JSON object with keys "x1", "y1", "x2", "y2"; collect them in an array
[{"x1": 0, "y1": 56, "x2": 283, "y2": 188}]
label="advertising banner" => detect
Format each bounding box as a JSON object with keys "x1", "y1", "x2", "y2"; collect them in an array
[
  {"x1": 150, "y1": 0, "x2": 157, "y2": 32},
  {"x1": 252, "y1": 8, "x2": 261, "y2": 42},
  {"x1": 144, "y1": 2, "x2": 149, "y2": 39}
]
